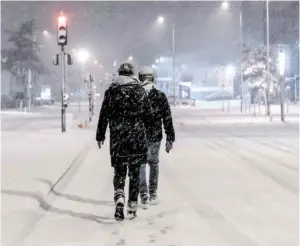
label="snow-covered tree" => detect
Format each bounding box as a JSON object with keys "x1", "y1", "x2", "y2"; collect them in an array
[
  {"x1": 1, "y1": 20, "x2": 48, "y2": 86},
  {"x1": 241, "y1": 43, "x2": 280, "y2": 111}
]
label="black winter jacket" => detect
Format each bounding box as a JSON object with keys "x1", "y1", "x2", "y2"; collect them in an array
[
  {"x1": 96, "y1": 76, "x2": 151, "y2": 166},
  {"x1": 141, "y1": 80, "x2": 175, "y2": 143}
]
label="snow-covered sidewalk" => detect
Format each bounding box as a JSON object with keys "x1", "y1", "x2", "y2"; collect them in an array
[
  {"x1": 7, "y1": 134, "x2": 298, "y2": 246},
  {"x1": 1, "y1": 128, "x2": 96, "y2": 246}
]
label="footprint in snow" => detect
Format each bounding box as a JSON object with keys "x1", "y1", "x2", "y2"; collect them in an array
[
  {"x1": 116, "y1": 239, "x2": 126, "y2": 245},
  {"x1": 160, "y1": 225, "x2": 173, "y2": 234},
  {"x1": 148, "y1": 234, "x2": 156, "y2": 243}
]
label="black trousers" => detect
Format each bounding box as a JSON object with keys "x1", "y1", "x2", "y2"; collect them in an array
[{"x1": 113, "y1": 163, "x2": 141, "y2": 205}]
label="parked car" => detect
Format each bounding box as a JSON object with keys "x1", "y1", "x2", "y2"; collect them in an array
[{"x1": 205, "y1": 91, "x2": 233, "y2": 101}]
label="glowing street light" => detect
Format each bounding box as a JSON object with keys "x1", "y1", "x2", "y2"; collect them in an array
[
  {"x1": 221, "y1": 1, "x2": 229, "y2": 10},
  {"x1": 113, "y1": 61, "x2": 117, "y2": 67},
  {"x1": 225, "y1": 65, "x2": 236, "y2": 77},
  {"x1": 155, "y1": 58, "x2": 160, "y2": 64},
  {"x1": 43, "y1": 30, "x2": 49, "y2": 36},
  {"x1": 159, "y1": 56, "x2": 165, "y2": 63},
  {"x1": 100, "y1": 64, "x2": 103, "y2": 68},
  {"x1": 94, "y1": 60, "x2": 98, "y2": 64},
  {"x1": 128, "y1": 55, "x2": 133, "y2": 61},
  {"x1": 157, "y1": 16, "x2": 165, "y2": 24},
  {"x1": 152, "y1": 64, "x2": 156, "y2": 69},
  {"x1": 77, "y1": 49, "x2": 89, "y2": 63}
]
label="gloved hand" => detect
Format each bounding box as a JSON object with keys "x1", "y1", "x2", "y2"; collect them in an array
[
  {"x1": 165, "y1": 141, "x2": 173, "y2": 153},
  {"x1": 97, "y1": 141, "x2": 104, "y2": 149}
]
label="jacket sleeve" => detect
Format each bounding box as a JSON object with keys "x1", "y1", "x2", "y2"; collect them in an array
[
  {"x1": 96, "y1": 89, "x2": 110, "y2": 142},
  {"x1": 140, "y1": 89, "x2": 152, "y2": 140},
  {"x1": 161, "y1": 93, "x2": 175, "y2": 143}
]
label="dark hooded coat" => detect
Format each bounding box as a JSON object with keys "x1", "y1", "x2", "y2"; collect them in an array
[
  {"x1": 96, "y1": 75, "x2": 150, "y2": 167},
  {"x1": 140, "y1": 80, "x2": 175, "y2": 143}
]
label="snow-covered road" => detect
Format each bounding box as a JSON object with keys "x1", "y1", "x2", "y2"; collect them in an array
[{"x1": 1, "y1": 109, "x2": 299, "y2": 246}]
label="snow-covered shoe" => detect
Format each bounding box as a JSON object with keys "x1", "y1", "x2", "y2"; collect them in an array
[
  {"x1": 140, "y1": 199, "x2": 148, "y2": 210},
  {"x1": 114, "y1": 197, "x2": 125, "y2": 221},
  {"x1": 127, "y1": 201, "x2": 137, "y2": 220},
  {"x1": 149, "y1": 195, "x2": 159, "y2": 205},
  {"x1": 127, "y1": 210, "x2": 137, "y2": 220}
]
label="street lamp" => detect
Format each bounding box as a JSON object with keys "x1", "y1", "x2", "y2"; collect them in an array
[
  {"x1": 156, "y1": 15, "x2": 176, "y2": 105},
  {"x1": 43, "y1": 30, "x2": 49, "y2": 36},
  {"x1": 222, "y1": 1, "x2": 229, "y2": 11},
  {"x1": 157, "y1": 16, "x2": 165, "y2": 24},
  {"x1": 221, "y1": 2, "x2": 244, "y2": 112},
  {"x1": 94, "y1": 60, "x2": 98, "y2": 64},
  {"x1": 128, "y1": 55, "x2": 133, "y2": 61},
  {"x1": 77, "y1": 49, "x2": 89, "y2": 63},
  {"x1": 77, "y1": 49, "x2": 89, "y2": 112},
  {"x1": 225, "y1": 65, "x2": 236, "y2": 77},
  {"x1": 159, "y1": 56, "x2": 165, "y2": 63}
]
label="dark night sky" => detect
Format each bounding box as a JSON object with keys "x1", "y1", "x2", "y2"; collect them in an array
[{"x1": 1, "y1": 1, "x2": 241, "y2": 69}]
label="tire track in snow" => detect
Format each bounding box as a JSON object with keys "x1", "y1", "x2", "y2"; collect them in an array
[
  {"x1": 160, "y1": 161, "x2": 260, "y2": 246},
  {"x1": 198, "y1": 121, "x2": 298, "y2": 194}
]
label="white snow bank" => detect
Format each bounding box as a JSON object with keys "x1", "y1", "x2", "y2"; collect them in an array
[{"x1": 0, "y1": 111, "x2": 43, "y2": 116}]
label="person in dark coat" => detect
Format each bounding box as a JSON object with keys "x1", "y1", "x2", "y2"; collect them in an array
[
  {"x1": 138, "y1": 66, "x2": 175, "y2": 208},
  {"x1": 96, "y1": 63, "x2": 150, "y2": 221}
]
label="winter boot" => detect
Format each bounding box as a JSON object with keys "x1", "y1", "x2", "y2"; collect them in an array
[
  {"x1": 127, "y1": 201, "x2": 137, "y2": 220},
  {"x1": 114, "y1": 197, "x2": 125, "y2": 221},
  {"x1": 140, "y1": 198, "x2": 148, "y2": 210},
  {"x1": 149, "y1": 194, "x2": 159, "y2": 205}
]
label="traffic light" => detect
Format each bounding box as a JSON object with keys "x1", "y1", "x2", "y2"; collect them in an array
[{"x1": 57, "y1": 14, "x2": 67, "y2": 46}]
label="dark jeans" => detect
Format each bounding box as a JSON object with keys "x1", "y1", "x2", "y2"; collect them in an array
[
  {"x1": 139, "y1": 142, "x2": 161, "y2": 201},
  {"x1": 113, "y1": 163, "x2": 141, "y2": 205}
]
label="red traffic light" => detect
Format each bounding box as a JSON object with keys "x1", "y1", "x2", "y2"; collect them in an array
[
  {"x1": 57, "y1": 13, "x2": 67, "y2": 46},
  {"x1": 58, "y1": 15, "x2": 67, "y2": 27}
]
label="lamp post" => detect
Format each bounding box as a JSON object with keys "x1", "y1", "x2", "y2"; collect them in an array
[
  {"x1": 156, "y1": 16, "x2": 176, "y2": 106},
  {"x1": 221, "y1": 1, "x2": 244, "y2": 112},
  {"x1": 278, "y1": 48, "x2": 286, "y2": 122},
  {"x1": 225, "y1": 65, "x2": 236, "y2": 112}
]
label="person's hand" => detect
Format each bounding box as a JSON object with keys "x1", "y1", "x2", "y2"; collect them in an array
[
  {"x1": 165, "y1": 141, "x2": 173, "y2": 153},
  {"x1": 97, "y1": 141, "x2": 104, "y2": 149}
]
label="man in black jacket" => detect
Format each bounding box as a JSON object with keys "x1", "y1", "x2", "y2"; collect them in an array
[
  {"x1": 96, "y1": 63, "x2": 150, "y2": 221},
  {"x1": 138, "y1": 66, "x2": 175, "y2": 208}
]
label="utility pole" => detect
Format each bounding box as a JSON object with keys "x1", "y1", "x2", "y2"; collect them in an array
[
  {"x1": 27, "y1": 69, "x2": 32, "y2": 111},
  {"x1": 266, "y1": 0, "x2": 271, "y2": 118},
  {"x1": 279, "y1": 48, "x2": 286, "y2": 122},
  {"x1": 172, "y1": 23, "x2": 176, "y2": 107},
  {"x1": 239, "y1": 2, "x2": 244, "y2": 113},
  {"x1": 222, "y1": 82, "x2": 225, "y2": 112},
  {"x1": 87, "y1": 74, "x2": 94, "y2": 122},
  {"x1": 61, "y1": 46, "x2": 66, "y2": 131}
]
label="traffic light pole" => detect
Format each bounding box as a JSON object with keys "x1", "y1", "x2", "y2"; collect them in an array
[
  {"x1": 61, "y1": 46, "x2": 67, "y2": 132},
  {"x1": 280, "y1": 76, "x2": 285, "y2": 122},
  {"x1": 88, "y1": 91, "x2": 92, "y2": 122}
]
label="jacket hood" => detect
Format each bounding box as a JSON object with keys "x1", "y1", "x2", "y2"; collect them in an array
[
  {"x1": 141, "y1": 80, "x2": 157, "y2": 92},
  {"x1": 112, "y1": 75, "x2": 140, "y2": 85}
]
